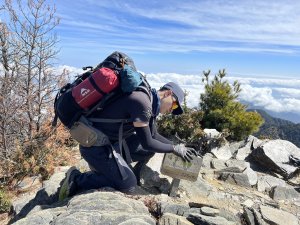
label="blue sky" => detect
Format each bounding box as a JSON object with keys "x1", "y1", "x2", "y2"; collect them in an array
[
  {"x1": 51, "y1": 0, "x2": 300, "y2": 122},
  {"x1": 2, "y1": 0, "x2": 300, "y2": 122},
  {"x1": 55, "y1": 0, "x2": 300, "y2": 78}
]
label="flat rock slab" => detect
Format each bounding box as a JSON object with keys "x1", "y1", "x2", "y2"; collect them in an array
[
  {"x1": 200, "y1": 206, "x2": 220, "y2": 217},
  {"x1": 159, "y1": 213, "x2": 193, "y2": 225},
  {"x1": 13, "y1": 191, "x2": 156, "y2": 225},
  {"x1": 211, "y1": 158, "x2": 227, "y2": 170},
  {"x1": 257, "y1": 175, "x2": 287, "y2": 192},
  {"x1": 160, "y1": 153, "x2": 202, "y2": 182},
  {"x1": 219, "y1": 172, "x2": 251, "y2": 187},
  {"x1": 260, "y1": 205, "x2": 299, "y2": 225},
  {"x1": 187, "y1": 213, "x2": 236, "y2": 225},
  {"x1": 271, "y1": 186, "x2": 300, "y2": 201}
]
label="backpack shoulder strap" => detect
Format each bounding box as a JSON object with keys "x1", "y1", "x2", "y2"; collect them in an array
[{"x1": 135, "y1": 75, "x2": 153, "y2": 103}]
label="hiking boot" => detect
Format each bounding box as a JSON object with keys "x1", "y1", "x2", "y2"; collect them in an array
[{"x1": 59, "y1": 166, "x2": 81, "y2": 201}]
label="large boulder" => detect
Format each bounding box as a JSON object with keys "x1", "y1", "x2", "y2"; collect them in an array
[
  {"x1": 270, "y1": 186, "x2": 300, "y2": 201},
  {"x1": 260, "y1": 205, "x2": 298, "y2": 225},
  {"x1": 251, "y1": 139, "x2": 300, "y2": 178},
  {"x1": 257, "y1": 175, "x2": 287, "y2": 193},
  {"x1": 13, "y1": 192, "x2": 156, "y2": 225},
  {"x1": 11, "y1": 169, "x2": 68, "y2": 222}
]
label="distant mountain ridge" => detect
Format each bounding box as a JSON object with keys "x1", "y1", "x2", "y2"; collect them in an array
[{"x1": 250, "y1": 109, "x2": 300, "y2": 147}]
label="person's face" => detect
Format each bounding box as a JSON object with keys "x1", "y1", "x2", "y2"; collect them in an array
[{"x1": 159, "y1": 90, "x2": 179, "y2": 114}]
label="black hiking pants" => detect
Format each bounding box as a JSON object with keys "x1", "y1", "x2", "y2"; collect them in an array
[{"x1": 75, "y1": 133, "x2": 154, "y2": 194}]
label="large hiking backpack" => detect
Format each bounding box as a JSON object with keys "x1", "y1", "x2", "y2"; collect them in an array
[{"x1": 52, "y1": 51, "x2": 152, "y2": 130}]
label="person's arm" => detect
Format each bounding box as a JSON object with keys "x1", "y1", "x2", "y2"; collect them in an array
[
  {"x1": 133, "y1": 122, "x2": 174, "y2": 153},
  {"x1": 153, "y1": 132, "x2": 173, "y2": 144},
  {"x1": 133, "y1": 121, "x2": 197, "y2": 162},
  {"x1": 151, "y1": 121, "x2": 173, "y2": 144}
]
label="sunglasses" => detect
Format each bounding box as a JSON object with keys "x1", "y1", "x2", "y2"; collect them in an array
[{"x1": 171, "y1": 95, "x2": 179, "y2": 110}]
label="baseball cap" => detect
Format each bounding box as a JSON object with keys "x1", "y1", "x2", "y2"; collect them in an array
[{"x1": 162, "y1": 82, "x2": 184, "y2": 115}]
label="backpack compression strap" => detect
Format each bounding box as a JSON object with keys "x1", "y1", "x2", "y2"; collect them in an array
[{"x1": 88, "y1": 117, "x2": 133, "y2": 163}]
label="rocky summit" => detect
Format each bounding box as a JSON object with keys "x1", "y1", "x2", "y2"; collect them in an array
[{"x1": 10, "y1": 130, "x2": 300, "y2": 225}]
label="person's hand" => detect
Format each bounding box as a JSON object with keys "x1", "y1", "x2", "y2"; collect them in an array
[{"x1": 173, "y1": 144, "x2": 198, "y2": 162}]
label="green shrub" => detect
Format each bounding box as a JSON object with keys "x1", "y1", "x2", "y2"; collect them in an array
[
  {"x1": 200, "y1": 69, "x2": 264, "y2": 141},
  {"x1": 157, "y1": 107, "x2": 204, "y2": 144},
  {"x1": 0, "y1": 188, "x2": 11, "y2": 213}
]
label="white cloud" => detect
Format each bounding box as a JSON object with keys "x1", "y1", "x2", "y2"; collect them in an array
[
  {"x1": 145, "y1": 72, "x2": 204, "y2": 108},
  {"x1": 145, "y1": 72, "x2": 300, "y2": 115},
  {"x1": 273, "y1": 88, "x2": 300, "y2": 98},
  {"x1": 54, "y1": 65, "x2": 300, "y2": 117}
]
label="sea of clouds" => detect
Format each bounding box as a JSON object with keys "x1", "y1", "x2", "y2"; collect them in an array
[{"x1": 54, "y1": 65, "x2": 300, "y2": 123}]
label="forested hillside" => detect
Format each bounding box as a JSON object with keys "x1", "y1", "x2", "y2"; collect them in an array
[{"x1": 251, "y1": 109, "x2": 300, "y2": 147}]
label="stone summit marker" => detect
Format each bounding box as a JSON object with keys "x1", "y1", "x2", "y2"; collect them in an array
[{"x1": 160, "y1": 153, "x2": 203, "y2": 196}]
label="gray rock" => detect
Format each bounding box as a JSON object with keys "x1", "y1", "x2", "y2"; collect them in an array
[
  {"x1": 13, "y1": 191, "x2": 156, "y2": 225},
  {"x1": 207, "y1": 191, "x2": 227, "y2": 200},
  {"x1": 252, "y1": 208, "x2": 268, "y2": 225},
  {"x1": 12, "y1": 193, "x2": 37, "y2": 216},
  {"x1": 241, "y1": 135, "x2": 262, "y2": 149},
  {"x1": 146, "y1": 153, "x2": 165, "y2": 173},
  {"x1": 211, "y1": 143, "x2": 233, "y2": 160},
  {"x1": 270, "y1": 186, "x2": 300, "y2": 201},
  {"x1": 200, "y1": 206, "x2": 220, "y2": 216},
  {"x1": 12, "y1": 209, "x2": 57, "y2": 225},
  {"x1": 228, "y1": 141, "x2": 244, "y2": 155},
  {"x1": 218, "y1": 208, "x2": 241, "y2": 224},
  {"x1": 180, "y1": 177, "x2": 213, "y2": 198},
  {"x1": 187, "y1": 213, "x2": 236, "y2": 225},
  {"x1": 257, "y1": 175, "x2": 287, "y2": 193},
  {"x1": 251, "y1": 139, "x2": 300, "y2": 178},
  {"x1": 16, "y1": 176, "x2": 41, "y2": 191},
  {"x1": 243, "y1": 167, "x2": 258, "y2": 186},
  {"x1": 235, "y1": 146, "x2": 252, "y2": 161},
  {"x1": 159, "y1": 213, "x2": 193, "y2": 225},
  {"x1": 11, "y1": 171, "x2": 67, "y2": 222},
  {"x1": 260, "y1": 205, "x2": 299, "y2": 225},
  {"x1": 119, "y1": 218, "x2": 154, "y2": 225},
  {"x1": 235, "y1": 136, "x2": 263, "y2": 161},
  {"x1": 243, "y1": 207, "x2": 256, "y2": 225},
  {"x1": 202, "y1": 153, "x2": 214, "y2": 168},
  {"x1": 201, "y1": 167, "x2": 216, "y2": 181},
  {"x1": 288, "y1": 169, "x2": 300, "y2": 186},
  {"x1": 225, "y1": 159, "x2": 249, "y2": 171},
  {"x1": 204, "y1": 129, "x2": 220, "y2": 139},
  {"x1": 139, "y1": 154, "x2": 171, "y2": 194},
  {"x1": 42, "y1": 171, "x2": 66, "y2": 196},
  {"x1": 160, "y1": 202, "x2": 190, "y2": 216},
  {"x1": 248, "y1": 135, "x2": 264, "y2": 149},
  {"x1": 211, "y1": 158, "x2": 227, "y2": 170},
  {"x1": 241, "y1": 199, "x2": 254, "y2": 208},
  {"x1": 216, "y1": 167, "x2": 245, "y2": 174},
  {"x1": 27, "y1": 203, "x2": 66, "y2": 217},
  {"x1": 219, "y1": 172, "x2": 251, "y2": 187},
  {"x1": 183, "y1": 207, "x2": 201, "y2": 217}
]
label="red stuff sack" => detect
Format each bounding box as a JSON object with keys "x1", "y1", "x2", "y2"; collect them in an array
[{"x1": 72, "y1": 67, "x2": 119, "y2": 109}]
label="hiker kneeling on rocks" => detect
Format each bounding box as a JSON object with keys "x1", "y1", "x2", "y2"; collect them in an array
[{"x1": 59, "y1": 80, "x2": 197, "y2": 200}]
